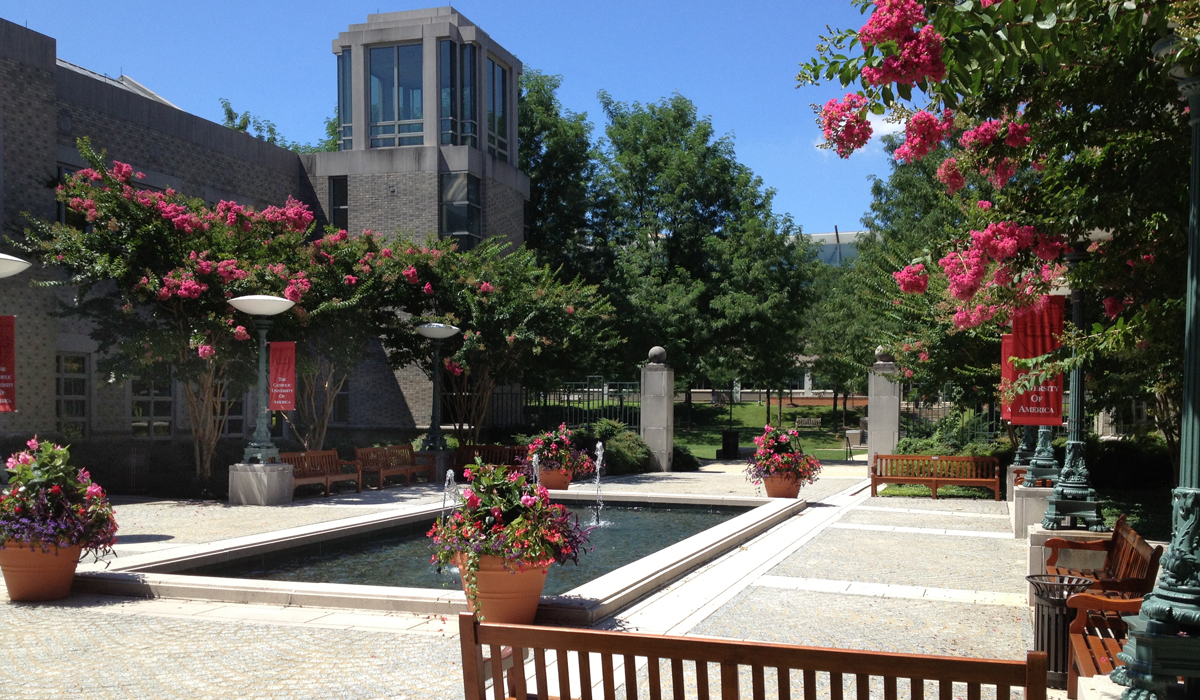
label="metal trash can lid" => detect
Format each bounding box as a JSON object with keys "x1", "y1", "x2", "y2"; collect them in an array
[{"x1": 1025, "y1": 574, "x2": 1095, "y2": 601}]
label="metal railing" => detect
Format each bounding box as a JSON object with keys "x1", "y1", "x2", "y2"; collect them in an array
[{"x1": 523, "y1": 376, "x2": 641, "y2": 431}]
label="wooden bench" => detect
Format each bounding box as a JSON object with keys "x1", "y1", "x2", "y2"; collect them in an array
[
  {"x1": 870, "y1": 454, "x2": 1002, "y2": 500},
  {"x1": 453, "y1": 444, "x2": 524, "y2": 472},
  {"x1": 353, "y1": 446, "x2": 435, "y2": 488},
  {"x1": 1066, "y1": 593, "x2": 1142, "y2": 699},
  {"x1": 278, "y1": 450, "x2": 362, "y2": 496},
  {"x1": 460, "y1": 612, "x2": 1047, "y2": 700},
  {"x1": 794, "y1": 417, "x2": 822, "y2": 429},
  {"x1": 1045, "y1": 514, "x2": 1163, "y2": 598}
]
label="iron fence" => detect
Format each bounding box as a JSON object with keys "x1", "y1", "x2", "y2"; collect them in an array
[{"x1": 522, "y1": 376, "x2": 641, "y2": 431}]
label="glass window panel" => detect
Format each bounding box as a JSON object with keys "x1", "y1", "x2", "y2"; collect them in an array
[
  {"x1": 337, "y1": 49, "x2": 353, "y2": 127},
  {"x1": 331, "y1": 177, "x2": 348, "y2": 208},
  {"x1": 443, "y1": 173, "x2": 468, "y2": 203},
  {"x1": 152, "y1": 421, "x2": 171, "y2": 437},
  {"x1": 227, "y1": 419, "x2": 243, "y2": 434},
  {"x1": 61, "y1": 423, "x2": 85, "y2": 440},
  {"x1": 153, "y1": 400, "x2": 172, "y2": 418},
  {"x1": 133, "y1": 379, "x2": 153, "y2": 397},
  {"x1": 370, "y1": 47, "x2": 396, "y2": 124},
  {"x1": 63, "y1": 378, "x2": 86, "y2": 396},
  {"x1": 371, "y1": 138, "x2": 396, "y2": 148},
  {"x1": 487, "y1": 58, "x2": 496, "y2": 134},
  {"x1": 63, "y1": 400, "x2": 86, "y2": 418},
  {"x1": 396, "y1": 44, "x2": 422, "y2": 121},
  {"x1": 62, "y1": 356, "x2": 86, "y2": 374},
  {"x1": 398, "y1": 136, "x2": 422, "y2": 146},
  {"x1": 443, "y1": 203, "x2": 469, "y2": 233}
]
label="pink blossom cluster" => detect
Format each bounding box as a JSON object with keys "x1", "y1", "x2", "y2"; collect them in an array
[
  {"x1": 894, "y1": 109, "x2": 954, "y2": 163},
  {"x1": 110, "y1": 161, "x2": 134, "y2": 183},
  {"x1": 479, "y1": 281, "x2": 495, "y2": 293},
  {"x1": 892, "y1": 263, "x2": 929, "y2": 294},
  {"x1": 861, "y1": 25, "x2": 946, "y2": 86},
  {"x1": 423, "y1": 282, "x2": 434, "y2": 295},
  {"x1": 155, "y1": 199, "x2": 207, "y2": 234},
  {"x1": 952, "y1": 304, "x2": 998, "y2": 328},
  {"x1": 197, "y1": 344, "x2": 216, "y2": 359},
  {"x1": 1005, "y1": 122, "x2": 1031, "y2": 148},
  {"x1": 820, "y1": 93, "x2": 873, "y2": 158},
  {"x1": 234, "y1": 325, "x2": 251, "y2": 341},
  {"x1": 216, "y1": 260, "x2": 247, "y2": 283},
  {"x1": 212, "y1": 200, "x2": 251, "y2": 229},
  {"x1": 267, "y1": 263, "x2": 287, "y2": 278},
  {"x1": 259, "y1": 197, "x2": 314, "y2": 233},
  {"x1": 960, "y1": 120, "x2": 1003, "y2": 150},
  {"x1": 444, "y1": 358, "x2": 464, "y2": 376},
  {"x1": 157, "y1": 269, "x2": 209, "y2": 300},
  {"x1": 858, "y1": 0, "x2": 927, "y2": 45},
  {"x1": 69, "y1": 197, "x2": 99, "y2": 222},
  {"x1": 402, "y1": 265, "x2": 419, "y2": 284},
  {"x1": 344, "y1": 274, "x2": 358, "y2": 286},
  {"x1": 970, "y1": 221, "x2": 1037, "y2": 262},
  {"x1": 980, "y1": 158, "x2": 1017, "y2": 189},
  {"x1": 936, "y1": 157, "x2": 966, "y2": 194},
  {"x1": 1103, "y1": 296, "x2": 1134, "y2": 319},
  {"x1": 938, "y1": 248, "x2": 989, "y2": 300},
  {"x1": 284, "y1": 272, "x2": 311, "y2": 303}
]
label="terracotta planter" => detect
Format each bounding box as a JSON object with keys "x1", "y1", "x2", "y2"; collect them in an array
[
  {"x1": 454, "y1": 554, "x2": 548, "y2": 624},
  {"x1": 763, "y1": 474, "x2": 801, "y2": 499},
  {"x1": 0, "y1": 541, "x2": 83, "y2": 602},
  {"x1": 539, "y1": 468, "x2": 572, "y2": 490}
]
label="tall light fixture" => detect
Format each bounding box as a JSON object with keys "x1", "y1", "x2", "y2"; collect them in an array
[
  {"x1": 0, "y1": 253, "x2": 32, "y2": 279},
  {"x1": 229, "y1": 294, "x2": 295, "y2": 464},
  {"x1": 1109, "y1": 35, "x2": 1200, "y2": 700},
  {"x1": 417, "y1": 322, "x2": 460, "y2": 451}
]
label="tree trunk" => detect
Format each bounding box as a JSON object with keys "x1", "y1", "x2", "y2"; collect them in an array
[
  {"x1": 778, "y1": 386, "x2": 783, "y2": 426},
  {"x1": 685, "y1": 384, "x2": 693, "y2": 431},
  {"x1": 182, "y1": 363, "x2": 231, "y2": 482},
  {"x1": 831, "y1": 390, "x2": 838, "y2": 414},
  {"x1": 286, "y1": 358, "x2": 348, "y2": 451},
  {"x1": 1153, "y1": 391, "x2": 1182, "y2": 487},
  {"x1": 766, "y1": 387, "x2": 772, "y2": 426},
  {"x1": 842, "y1": 392, "x2": 848, "y2": 430}
]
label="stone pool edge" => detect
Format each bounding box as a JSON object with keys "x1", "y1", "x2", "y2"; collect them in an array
[{"x1": 71, "y1": 493, "x2": 807, "y2": 623}]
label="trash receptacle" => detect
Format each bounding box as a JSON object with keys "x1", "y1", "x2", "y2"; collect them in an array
[
  {"x1": 720, "y1": 430, "x2": 739, "y2": 460},
  {"x1": 1026, "y1": 574, "x2": 1094, "y2": 689}
]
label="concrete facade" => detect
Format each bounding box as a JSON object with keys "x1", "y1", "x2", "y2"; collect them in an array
[{"x1": 0, "y1": 8, "x2": 528, "y2": 468}]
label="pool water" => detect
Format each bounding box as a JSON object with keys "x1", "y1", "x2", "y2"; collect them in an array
[{"x1": 214, "y1": 505, "x2": 740, "y2": 596}]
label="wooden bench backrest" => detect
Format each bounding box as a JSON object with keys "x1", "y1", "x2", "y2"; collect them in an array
[
  {"x1": 279, "y1": 452, "x2": 320, "y2": 478},
  {"x1": 384, "y1": 444, "x2": 418, "y2": 466},
  {"x1": 460, "y1": 613, "x2": 1047, "y2": 700},
  {"x1": 458, "y1": 444, "x2": 520, "y2": 466},
  {"x1": 354, "y1": 447, "x2": 395, "y2": 468},
  {"x1": 1107, "y1": 515, "x2": 1163, "y2": 587},
  {"x1": 873, "y1": 454, "x2": 1000, "y2": 479}
]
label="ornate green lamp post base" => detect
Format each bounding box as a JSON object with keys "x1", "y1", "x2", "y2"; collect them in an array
[
  {"x1": 1014, "y1": 425, "x2": 1037, "y2": 466},
  {"x1": 1041, "y1": 440, "x2": 1106, "y2": 531},
  {"x1": 1023, "y1": 424, "x2": 1061, "y2": 487}
]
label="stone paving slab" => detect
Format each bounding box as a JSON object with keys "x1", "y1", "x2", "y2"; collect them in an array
[
  {"x1": 592, "y1": 472, "x2": 863, "y2": 503},
  {"x1": 863, "y1": 496, "x2": 1009, "y2": 515},
  {"x1": 841, "y1": 507, "x2": 1013, "y2": 533},
  {"x1": 690, "y1": 587, "x2": 1033, "y2": 660},
  {"x1": 769, "y1": 527, "x2": 1028, "y2": 593},
  {"x1": 0, "y1": 604, "x2": 463, "y2": 700}
]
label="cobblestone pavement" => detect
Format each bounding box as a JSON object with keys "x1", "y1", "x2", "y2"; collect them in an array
[
  {"x1": 841, "y1": 506, "x2": 1012, "y2": 533},
  {"x1": 862, "y1": 496, "x2": 1009, "y2": 515},
  {"x1": 593, "y1": 471, "x2": 863, "y2": 503}
]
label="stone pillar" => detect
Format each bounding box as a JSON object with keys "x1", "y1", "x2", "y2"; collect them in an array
[
  {"x1": 803, "y1": 370, "x2": 813, "y2": 397},
  {"x1": 867, "y1": 346, "x2": 901, "y2": 463},
  {"x1": 640, "y1": 346, "x2": 674, "y2": 472}
]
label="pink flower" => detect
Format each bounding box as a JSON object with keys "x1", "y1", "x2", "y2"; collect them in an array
[
  {"x1": 234, "y1": 326, "x2": 250, "y2": 341},
  {"x1": 918, "y1": 352, "x2": 930, "y2": 362},
  {"x1": 521, "y1": 494, "x2": 537, "y2": 507},
  {"x1": 960, "y1": 120, "x2": 1003, "y2": 150},
  {"x1": 479, "y1": 281, "x2": 495, "y2": 293},
  {"x1": 861, "y1": 25, "x2": 946, "y2": 87},
  {"x1": 464, "y1": 489, "x2": 482, "y2": 509},
  {"x1": 1103, "y1": 296, "x2": 1126, "y2": 319},
  {"x1": 85, "y1": 483, "x2": 104, "y2": 500},
  {"x1": 381, "y1": 248, "x2": 393, "y2": 258},
  {"x1": 26, "y1": 436, "x2": 39, "y2": 451},
  {"x1": 892, "y1": 263, "x2": 929, "y2": 294},
  {"x1": 820, "y1": 93, "x2": 873, "y2": 158},
  {"x1": 936, "y1": 157, "x2": 966, "y2": 194},
  {"x1": 894, "y1": 109, "x2": 954, "y2": 163},
  {"x1": 1005, "y1": 122, "x2": 1032, "y2": 148},
  {"x1": 402, "y1": 266, "x2": 419, "y2": 284},
  {"x1": 858, "y1": 0, "x2": 928, "y2": 46},
  {"x1": 423, "y1": 282, "x2": 433, "y2": 295},
  {"x1": 565, "y1": 305, "x2": 575, "y2": 314},
  {"x1": 197, "y1": 344, "x2": 216, "y2": 359},
  {"x1": 344, "y1": 274, "x2": 358, "y2": 285},
  {"x1": 463, "y1": 468, "x2": 473, "y2": 481},
  {"x1": 977, "y1": 200, "x2": 993, "y2": 210}
]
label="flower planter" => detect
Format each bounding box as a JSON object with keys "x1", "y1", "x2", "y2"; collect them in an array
[
  {"x1": 763, "y1": 474, "x2": 801, "y2": 499},
  {"x1": 0, "y1": 541, "x2": 83, "y2": 602},
  {"x1": 455, "y1": 554, "x2": 548, "y2": 624},
  {"x1": 539, "y1": 468, "x2": 572, "y2": 490}
]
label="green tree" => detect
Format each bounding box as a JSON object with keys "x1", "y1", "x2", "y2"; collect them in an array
[
  {"x1": 518, "y1": 71, "x2": 598, "y2": 283},
  {"x1": 220, "y1": 99, "x2": 338, "y2": 154}
]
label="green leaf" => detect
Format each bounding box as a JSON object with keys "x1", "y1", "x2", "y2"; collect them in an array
[
  {"x1": 897, "y1": 82, "x2": 913, "y2": 101},
  {"x1": 871, "y1": 102, "x2": 886, "y2": 115},
  {"x1": 1036, "y1": 12, "x2": 1057, "y2": 29},
  {"x1": 954, "y1": 0, "x2": 973, "y2": 10}
]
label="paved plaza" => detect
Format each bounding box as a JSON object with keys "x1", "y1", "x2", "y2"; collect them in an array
[{"x1": 0, "y1": 461, "x2": 1046, "y2": 699}]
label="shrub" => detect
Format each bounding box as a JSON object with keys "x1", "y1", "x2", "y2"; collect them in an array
[
  {"x1": 672, "y1": 444, "x2": 701, "y2": 471},
  {"x1": 601, "y1": 430, "x2": 654, "y2": 475},
  {"x1": 894, "y1": 437, "x2": 957, "y2": 456}
]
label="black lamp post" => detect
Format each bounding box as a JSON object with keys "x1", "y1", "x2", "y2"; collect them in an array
[
  {"x1": 229, "y1": 294, "x2": 295, "y2": 464},
  {"x1": 418, "y1": 323, "x2": 460, "y2": 452},
  {"x1": 1110, "y1": 36, "x2": 1200, "y2": 700}
]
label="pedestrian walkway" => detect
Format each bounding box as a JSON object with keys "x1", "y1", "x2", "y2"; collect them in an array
[{"x1": 0, "y1": 469, "x2": 1040, "y2": 699}]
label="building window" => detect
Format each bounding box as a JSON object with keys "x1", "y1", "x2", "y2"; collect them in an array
[
  {"x1": 56, "y1": 354, "x2": 88, "y2": 439},
  {"x1": 460, "y1": 44, "x2": 477, "y2": 148},
  {"x1": 441, "y1": 173, "x2": 481, "y2": 250},
  {"x1": 439, "y1": 40, "x2": 457, "y2": 145},
  {"x1": 132, "y1": 377, "x2": 173, "y2": 438},
  {"x1": 486, "y1": 57, "x2": 508, "y2": 162},
  {"x1": 337, "y1": 49, "x2": 353, "y2": 150},
  {"x1": 330, "y1": 177, "x2": 349, "y2": 231},
  {"x1": 370, "y1": 44, "x2": 423, "y2": 148}
]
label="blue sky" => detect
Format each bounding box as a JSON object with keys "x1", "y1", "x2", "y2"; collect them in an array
[{"x1": 5, "y1": 1, "x2": 903, "y2": 235}]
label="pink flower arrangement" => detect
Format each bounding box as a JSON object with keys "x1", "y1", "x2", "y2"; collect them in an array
[
  {"x1": 744, "y1": 425, "x2": 822, "y2": 485},
  {"x1": 525, "y1": 424, "x2": 596, "y2": 478}
]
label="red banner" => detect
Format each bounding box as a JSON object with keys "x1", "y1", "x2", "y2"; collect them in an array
[
  {"x1": 269, "y1": 342, "x2": 295, "y2": 411},
  {"x1": 1008, "y1": 296, "x2": 1064, "y2": 426},
  {"x1": 1000, "y1": 334, "x2": 1014, "y2": 421},
  {"x1": 0, "y1": 316, "x2": 13, "y2": 413}
]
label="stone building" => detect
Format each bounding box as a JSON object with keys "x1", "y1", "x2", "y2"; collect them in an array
[{"x1": 0, "y1": 8, "x2": 528, "y2": 472}]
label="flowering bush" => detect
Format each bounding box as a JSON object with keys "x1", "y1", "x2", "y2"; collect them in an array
[
  {"x1": 525, "y1": 423, "x2": 596, "y2": 477},
  {"x1": 427, "y1": 460, "x2": 591, "y2": 613},
  {"x1": 744, "y1": 425, "x2": 822, "y2": 486},
  {"x1": 0, "y1": 438, "x2": 118, "y2": 556}
]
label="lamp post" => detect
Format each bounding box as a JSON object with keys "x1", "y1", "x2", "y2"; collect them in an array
[
  {"x1": 417, "y1": 323, "x2": 460, "y2": 452},
  {"x1": 0, "y1": 253, "x2": 32, "y2": 279},
  {"x1": 229, "y1": 294, "x2": 295, "y2": 464},
  {"x1": 1041, "y1": 239, "x2": 1106, "y2": 531},
  {"x1": 1110, "y1": 37, "x2": 1200, "y2": 700}
]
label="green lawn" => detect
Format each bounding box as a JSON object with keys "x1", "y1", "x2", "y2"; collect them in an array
[
  {"x1": 1097, "y1": 487, "x2": 1174, "y2": 541},
  {"x1": 674, "y1": 401, "x2": 855, "y2": 460},
  {"x1": 877, "y1": 484, "x2": 998, "y2": 499}
]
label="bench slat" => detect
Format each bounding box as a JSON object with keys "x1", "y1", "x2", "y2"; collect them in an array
[
  {"x1": 534, "y1": 648, "x2": 550, "y2": 700},
  {"x1": 579, "y1": 651, "x2": 593, "y2": 700},
  {"x1": 557, "y1": 648, "x2": 571, "y2": 700},
  {"x1": 649, "y1": 656, "x2": 662, "y2": 700},
  {"x1": 752, "y1": 664, "x2": 766, "y2": 700},
  {"x1": 721, "y1": 661, "x2": 738, "y2": 700},
  {"x1": 804, "y1": 668, "x2": 816, "y2": 700},
  {"x1": 625, "y1": 654, "x2": 640, "y2": 700},
  {"x1": 697, "y1": 660, "x2": 710, "y2": 700},
  {"x1": 782, "y1": 667, "x2": 795, "y2": 700},
  {"x1": 912, "y1": 677, "x2": 925, "y2": 700},
  {"x1": 672, "y1": 658, "x2": 685, "y2": 700},
  {"x1": 885, "y1": 675, "x2": 897, "y2": 700},
  {"x1": 601, "y1": 652, "x2": 615, "y2": 700},
  {"x1": 858, "y1": 673, "x2": 870, "y2": 700}
]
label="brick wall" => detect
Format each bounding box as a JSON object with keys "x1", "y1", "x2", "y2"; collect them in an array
[
  {"x1": 307, "y1": 172, "x2": 440, "y2": 244},
  {"x1": 484, "y1": 176, "x2": 525, "y2": 246}
]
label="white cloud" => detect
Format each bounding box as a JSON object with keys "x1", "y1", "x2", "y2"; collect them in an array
[{"x1": 867, "y1": 112, "x2": 905, "y2": 139}]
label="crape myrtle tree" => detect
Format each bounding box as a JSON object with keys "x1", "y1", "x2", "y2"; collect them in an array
[
  {"x1": 381, "y1": 239, "x2": 618, "y2": 445},
  {"x1": 22, "y1": 138, "x2": 424, "y2": 479},
  {"x1": 595, "y1": 92, "x2": 819, "y2": 422},
  {"x1": 800, "y1": 0, "x2": 1196, "y2": 478}
]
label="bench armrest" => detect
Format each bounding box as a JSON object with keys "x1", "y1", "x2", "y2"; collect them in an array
[
  {"x1": 1094, "y1": 578, "x2": 1153, "y2": 593},
  {"x1": 338, "y1": 459, "x2": 363, "y2": 474},
  {"x1": 1045, "y1": 537, "x2": 1110, "y2": 566},
  {"x1": 412, "y1": 453, "x2": 435, "y2": 468},
  {"x1": 1066, "y1": 593, "x2": 1143, "y2": 633}
]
